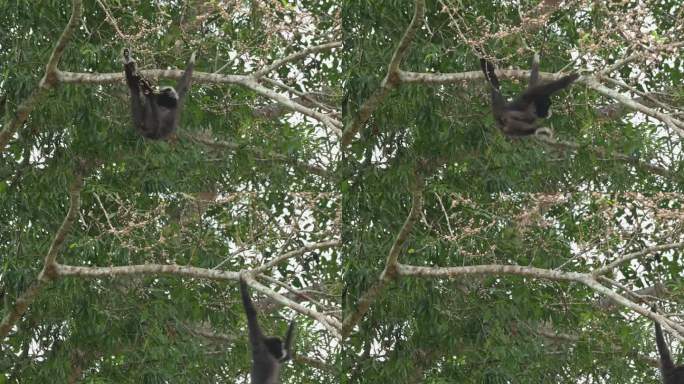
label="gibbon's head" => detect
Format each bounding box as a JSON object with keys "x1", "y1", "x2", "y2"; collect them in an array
[
  {"x1": 264, "y1": 336, "x2": 288, "y2": 361},
  {"x1": 156, "y1": 86, "x2": 178, "y2": 108}
]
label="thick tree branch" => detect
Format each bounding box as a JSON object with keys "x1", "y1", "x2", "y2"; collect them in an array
[
  {"x1": 0, "y1": 173, "x2": 83, "y2": 339},
  {"x1": 57, "y1": 262, "x2": 341, "y2": 338},
  {"x1": 400, "y1": 66, "x2": 684, "y2": 142},
  {"x1": 241, "y1": 78, "x2": 342, "y2": 135},
  {"x1": 56, "y1": 263, "x2": 240, "y2": 281},
  {"x1": 0, "y1": 0, "x2": 82, "y2": 149},
  {"x1": 340, "y1": 0, "x2": 425, "y2": 147}
]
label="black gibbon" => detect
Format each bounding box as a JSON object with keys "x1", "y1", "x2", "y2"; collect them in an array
[
  {"x1": 480, "y1": 54, "x2": 579, "y2": 137},
  {"x1": 654, "y1": 310, "x2": 684, "y2": 383},
  {"x1": 240, "y1": 277, "x2": 295, "y2": 384},
  {"x1": 122, "y1": 48, "x2": 195, "y2": 139}
]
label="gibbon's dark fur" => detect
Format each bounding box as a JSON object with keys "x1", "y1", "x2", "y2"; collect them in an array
[
  {"x1": 123, "y1": 48, "x2": 195, "y2": 139},
  {"x1": 240, "y1": 277, "x2": 295, "y2": 384},
  {"x1": 654, "y1": 310, "x2": 684, "y2": 383},
  {"x1": 480, "y1": 54, "x2": 579, "y2": 137}
]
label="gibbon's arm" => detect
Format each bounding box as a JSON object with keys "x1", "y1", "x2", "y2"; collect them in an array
[
  {"x1": 655, "y1": 320, "x2": 676, "y2": 369},
  {"x1": 175, "y1": 51, "x2": 196, "y2": 101},
  {"x1": 479, "y1": 59, "x2": 507, "y2": 115},
  {"x1": 480, "y1": 59, "x2": 500, "y2": 89},
  {"x1": 529, "y1": 53, "x2": 540, "y2": 86},
  {"x1": 123, "y1": 50, "x2": 145, "y2": 130},
  {"x1": 240, "y1": 278, "x2": 265, "y2": 346},
  {"x1": 283, "y1": 321, "x2": 296, "y2": 360}
]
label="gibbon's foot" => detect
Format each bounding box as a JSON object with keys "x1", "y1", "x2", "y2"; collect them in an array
[{"x1": 534, "y1": 127, "x2": 553, "y2": 138}]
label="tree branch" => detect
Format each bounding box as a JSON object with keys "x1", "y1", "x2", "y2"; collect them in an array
[
  {"x1": 340, "y1": 0, "x2": 425, "y2": 147},
  {"x1": 341, "y1": 176, "x2": 424, "y2": 337},
  {"x1": 56, "y1": 70, "x2": 342, "y2": 136},
  {"x1": 0, "y1": 173, "x2": 83, "y2": 339},
  {"x1": 593, "y1": 241, "x2": 684, "y2": 276},
  {"x1": 396, "y1": 263, "x2": 684, "y2": 340},
  {"x1": 584, "y1": 77, "x2": 684, "y2": 137},
  {"x1": 0, "y1": 0, "x2": 82, "y2": 149},
  {"x1": 56, "y1": 263, "x2": 239, "y2": 281}
]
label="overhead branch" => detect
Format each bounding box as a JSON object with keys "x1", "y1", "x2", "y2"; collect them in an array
[
  {"x1": 0, "y1": 173, "x2": 83, "y2": 339},
  {"x1": 597, "y1": 93, "x2": 677, "y2": 121},
  {"x1": 252, "y1": 41, "x2": 342, "y2": 78},
  {"x1": 0, "y1": 0, "x2": 82, "y2": 149},
  {"x1": 398, "y1": 66, "x2": 684, "y2": 141},
  {"x1": 398, "y1": 68, "x2": 574, "y2": 84},
  {"x1": 341, "y1": 176, "x2": 424, "y2": 337},
  {"x1": 340, "y1": 0, "x2": 425, "y2": 147},
  {"x1": 56, "y1": 263, "x2": 240, "y2": 281}
]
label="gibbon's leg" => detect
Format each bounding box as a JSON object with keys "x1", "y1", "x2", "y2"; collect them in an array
[{"x1": 534, "y1": 127, "x2": 553, "y2": 137}]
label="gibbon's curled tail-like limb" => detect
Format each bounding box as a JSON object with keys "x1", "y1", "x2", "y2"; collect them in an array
[
  {"x1": 240, "y1": 276, "x2": 295, "y2": 384},
  {"x1": 653, "y1": 306, "x2": 684, "y2": 384},
  {"x1": 480, "y1": 54, "x2": 579, "y2": 137},
  {"x1": 123, "y1": 48, "x2": 196, "y2": 140}
]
